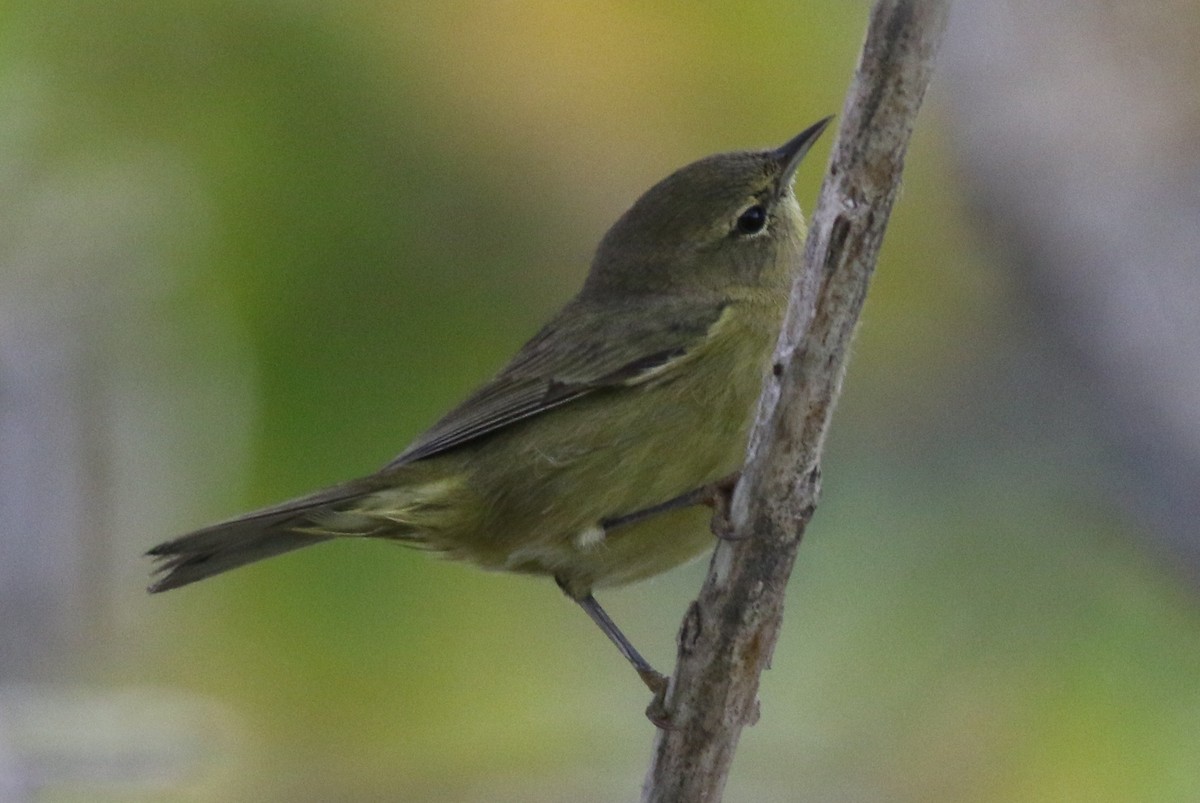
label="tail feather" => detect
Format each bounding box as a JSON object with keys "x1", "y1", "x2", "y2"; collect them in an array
[{"x1": 147, "y1": 482, "x2": 373, "y2": 593}]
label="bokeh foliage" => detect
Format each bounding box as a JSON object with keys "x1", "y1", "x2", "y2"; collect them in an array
[{"x1": 2, "y1": 1, "x2": 1198, "y2": 800}]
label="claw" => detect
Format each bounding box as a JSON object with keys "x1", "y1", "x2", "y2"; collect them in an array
[
  {"x1": 645, "y1": 681, "x2": 675, "y2": 730},
  {"x1": 706, "y1": 473, "x2": 745, "y2": 541}
]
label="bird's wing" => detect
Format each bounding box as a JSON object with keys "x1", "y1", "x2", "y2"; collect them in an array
[{"x1": 388, "y1": 295, "x2": 730, "y2": 466}]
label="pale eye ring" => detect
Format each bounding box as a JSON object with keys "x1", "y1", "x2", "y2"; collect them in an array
[{"x1": 735, "y1": 204, "x2": 768, "y2": 235}]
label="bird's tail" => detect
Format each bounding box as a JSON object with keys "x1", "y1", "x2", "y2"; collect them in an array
[{"x1": 147, "y1": 480, "x2": 380, "y2": 593}]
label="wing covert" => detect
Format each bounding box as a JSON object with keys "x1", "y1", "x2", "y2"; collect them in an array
[{"x1": 388, "y1": 295, "x2": 728, "y2": 466}]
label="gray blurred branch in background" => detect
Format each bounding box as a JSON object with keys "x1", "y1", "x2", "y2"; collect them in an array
[
  {"x1": 0, "y1": 127, "x2": 250, "y2": 797},
  {"x1": 642, "y1": 2, "x2": 951, "y2": 800},
  {"x1": 942, "y1": 0, "x2": 1200, "y2": 583}
]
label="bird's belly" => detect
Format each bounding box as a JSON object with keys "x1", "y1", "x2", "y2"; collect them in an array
[{"x1": 446, "y1": 320, "x2": 772, "y2": 592}]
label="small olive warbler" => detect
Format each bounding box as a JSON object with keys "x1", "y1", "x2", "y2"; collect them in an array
[{"x1": 149, "y1": 117, "x2": 831, "y2": 692}]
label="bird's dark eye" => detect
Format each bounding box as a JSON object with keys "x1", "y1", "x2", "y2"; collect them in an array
[{"x1": 735, "y1": 205, "x2": 768, "y2": 235}]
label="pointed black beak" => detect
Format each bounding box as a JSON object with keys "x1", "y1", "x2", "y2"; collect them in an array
[{"x1": 773, "y1": 115, "x2": 833, "y2": 195}]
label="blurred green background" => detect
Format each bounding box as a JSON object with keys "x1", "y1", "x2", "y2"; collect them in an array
[{"x1": 2, "y1": 1, "x2": 1198, "y2": 801}]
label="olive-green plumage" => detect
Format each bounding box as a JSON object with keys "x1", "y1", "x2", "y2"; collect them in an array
[{"x1": 148, "y1": 121, "x2": 829, "y2": 646}]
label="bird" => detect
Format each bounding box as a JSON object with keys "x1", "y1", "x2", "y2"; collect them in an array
[{"x1": 148, "y1": 117, "x2": 831, "y2": 694}]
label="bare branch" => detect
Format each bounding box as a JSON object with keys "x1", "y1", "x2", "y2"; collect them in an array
[{"x1": 641, "y1": 2, "x2": 951, "y2": 800}]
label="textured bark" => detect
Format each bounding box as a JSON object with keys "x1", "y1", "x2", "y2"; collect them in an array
[{"x1": 641, "y1": 2, "x2": 951, "y2": 800}]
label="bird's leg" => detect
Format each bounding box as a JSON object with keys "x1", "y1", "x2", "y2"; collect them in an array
[
  {"x1": 599, "y1": 487, "x2": 712, "y2": 531},
  {"x1": 600, "y1": 471, "x2": 742, "y2": 541},
  {"x1": 557, "y1": 578, "x2": 667, "y2": 695}
]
